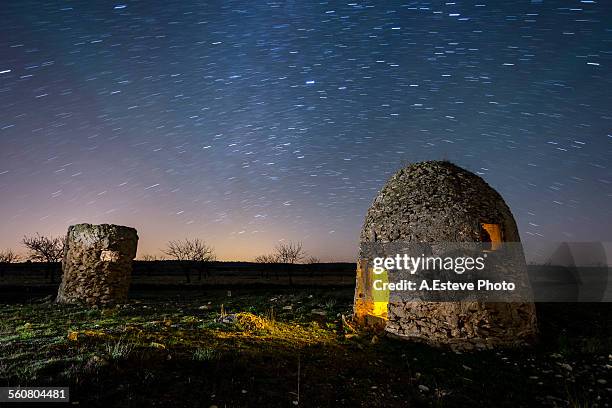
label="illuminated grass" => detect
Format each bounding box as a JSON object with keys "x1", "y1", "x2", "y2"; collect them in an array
[
  {"x1": 193, "y1": 347, "x2": 217, "y2": 361},
  {"x1": 0, "y1": 290, "x2": 609, "y2": 407},
  {"x1": 105, "y1": 337, "x2": 134, "y2": 360}
]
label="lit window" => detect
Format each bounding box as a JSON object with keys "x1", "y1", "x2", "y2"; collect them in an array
[{"x1": 481, "y1": 223, "x2": 502, "y2": 250}]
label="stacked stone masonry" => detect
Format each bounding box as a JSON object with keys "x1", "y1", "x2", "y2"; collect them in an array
[
  {"x1": 355, "y1": 161, "x2": 538, "y2": 350},
  {"x1": 57, "y1": 223, "x2": 138, "y2": 306}
]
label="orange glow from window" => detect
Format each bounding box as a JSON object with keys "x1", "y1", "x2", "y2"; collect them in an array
[{"x1": 481, "y1": 223, "x2": 502, "y2": 250}]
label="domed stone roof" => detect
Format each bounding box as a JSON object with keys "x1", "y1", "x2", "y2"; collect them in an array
[
  {"x1": 360, "y1": 160, "x2": 520, "y2": 244},
  {"x1": 353, "y1": 161, "x2": 537, "y2": 350}
]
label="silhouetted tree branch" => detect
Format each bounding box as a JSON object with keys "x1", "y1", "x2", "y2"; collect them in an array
[
  {"x1": 274, "y1": 242, "x2": 306, "y2": 285},
  {"x1": 274, "y1": 242, "x2": 305, "y2": 264},
  {"x1": 254, "y1": 253, "x2": 279, "y2": 279},
  {"x1": 0, "y1": 249, "x2": 21, "y2": 263},
  {"x1": 163, "y1": 239, "x2": 215, "y2": 283},
  {"x1": 0, "y1": 249, "x2": 21, "y2": 278},
  {"x1": 254, "y1": 254, "x2": 278, "y2": 263},
  {"x1": 22, "y1": 233, "x2": 65, "y2": 283}
]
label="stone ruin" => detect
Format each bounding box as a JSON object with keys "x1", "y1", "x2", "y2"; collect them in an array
[
  {"x1": 57, "y1": 223, "x2": 138, "y2": 306},
  {"x1": 354, "y1": 161, "x2": 538, "y2": 350}
]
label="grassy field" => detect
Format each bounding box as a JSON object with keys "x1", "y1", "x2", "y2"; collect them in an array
[{"x1": 0, "y1": 288, "x2": 610, "y2": 407}]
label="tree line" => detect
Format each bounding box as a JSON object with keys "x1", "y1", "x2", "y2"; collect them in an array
[{"x1": 1, "y1": 234, "x2": 320, "y2": 284}]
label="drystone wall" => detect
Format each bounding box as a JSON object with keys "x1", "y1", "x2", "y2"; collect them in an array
[{"x1": 56, "y1": 223, "x2": 138, "y2": 305}]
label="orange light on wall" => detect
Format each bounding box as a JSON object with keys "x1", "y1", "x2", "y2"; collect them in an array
[{"x1": 481, "y1": 223, "x2": 503, "y2": 250}]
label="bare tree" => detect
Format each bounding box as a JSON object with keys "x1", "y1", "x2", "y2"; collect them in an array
[
  {"x1": 254, "y1": 254, "x2": 278, "y2": 264},
  {"x1": 305, "y1": 256, "x2": 321, "y2": 278},
  {"x1": 0, "y1": 249, "x2": 20, "y2": 263},
  {"x1": 140, "y1": 254, "x2": 164, "y2": 261},
  {"x1": 164, "y1": 239, "x2": 215, "y2": 262},
  {"x1": 274, "y1": 242, "x2": 306, "y2": 285},
  {"x1": 0, "y1": 249, "x2": 21, "y2": 278},
  {"x1": 22, "y1": 233, "x2": 66, "y2": 283},
  {"x1": 274, "y1": 242, "x2": 305, "y2": 264},
  {"x1": 22, "y1": 234, "x2": 65, "y2": 262},
  {"x1": 254, "y1": 253, "x2": 279, "y2": 279},
  {"x1": 163, "y1": 239, "x2": 216, "y2": 283},
  {"x1": 306, "y1": 256, "x2": 320, "y2": 264}
]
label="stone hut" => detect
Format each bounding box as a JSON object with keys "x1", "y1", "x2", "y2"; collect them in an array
[
  {"x1": 57, "y1": 223, "x2": 138, "y2": 306},
  {"x1": 354, "y1": 161, "x2": 537, "y2": 350}
]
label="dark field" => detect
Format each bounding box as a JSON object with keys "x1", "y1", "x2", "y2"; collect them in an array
[
  {"x1": 0, "y1": 284, "x2": 610, "y2": 408},
  {"x1": 0, "y1": 261, "x2": 355, "y2": 288}
]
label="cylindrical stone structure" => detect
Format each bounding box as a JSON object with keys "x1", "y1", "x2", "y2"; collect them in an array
[
  {"x1": 354, "y1": 161, "x2": 538, "y2": 350},
  {"x1": 57, "y1": 223, "x2": 138, "y2": 305}
]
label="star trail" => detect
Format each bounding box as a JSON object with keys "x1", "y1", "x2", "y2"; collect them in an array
[{"x1": 1, "y1": 0, "x2": 611, "y2": 261}]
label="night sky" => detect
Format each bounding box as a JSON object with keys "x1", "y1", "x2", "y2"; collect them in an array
[{"x1": 1, "y1": 0, "x2": 611, "y2": 262}]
